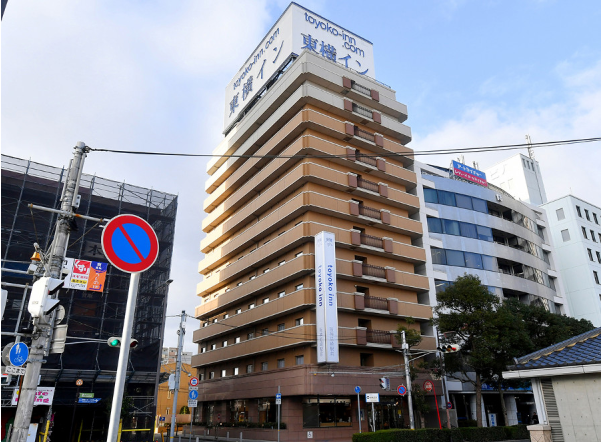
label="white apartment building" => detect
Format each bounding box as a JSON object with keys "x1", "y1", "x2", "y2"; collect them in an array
[
  {"x1": 485, "y1": 153, "x2": 547, "y2": 206},
  {"x1": 540, "y1": 195, "x2": 601, "y2": 326}
]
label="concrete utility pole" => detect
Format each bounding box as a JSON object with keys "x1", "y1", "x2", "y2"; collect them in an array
[
  {"x1": 12, "y1": 142, "x2": 89, "y2": 442},
  {"x1": 170, "y1": 310, "x2": 186, "y2": 442},
  {"x1": 402, "y1": 331, "x2": 415, "y2": 430}
]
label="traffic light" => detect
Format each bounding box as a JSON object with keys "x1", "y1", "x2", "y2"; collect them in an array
[
  {"x1": 379, "y1": 377, "x2": 389, "y2": 389},
  {"x1": 437, "y1": 344, "x2": 461, "y2": 353},
  {"x1": 28, "y1": 277, "x2": 63, "y2": 318},
  {"x1": 107, "y1": 337, "x2": 138, "y2": 349}
]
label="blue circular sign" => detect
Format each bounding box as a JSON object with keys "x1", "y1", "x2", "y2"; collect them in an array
[
  {"x1": 9, "y1": 343, "x2": 29, "y2": 367},
  {"x1": 354, "y1": 386, "x2": 361, "y2": 394},
  {"x1": 189, "y1": 390, "x2": 198, "y2": 400},
  {"x1": 397, "y1": 385, "x2": 407, "y2": 396}
]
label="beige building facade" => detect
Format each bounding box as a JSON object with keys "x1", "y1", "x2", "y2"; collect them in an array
[{"x1": 192, "y1": 13, "x2": 436, "y2": 438}]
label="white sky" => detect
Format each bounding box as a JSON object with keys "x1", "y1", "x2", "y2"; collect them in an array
[{"x1": 2, "y1": 1, "x2": 600, "y2": 350}]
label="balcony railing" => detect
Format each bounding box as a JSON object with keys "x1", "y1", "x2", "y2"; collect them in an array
[
  {"x1": 351, "y1": 80, "x2": 371, "y2": 96},
  {"x1": 358, "y1": 204, "x2": 380, "y2": 219},
  {"x1": 352, "y1": 102, "x2": 373, "y2": 119},
  {"x1": 364, "y1": 295, "x2": 388, "y2": 310},
  {"x1": 360, "y1": 233, "x2": 383, "y2": 249},
  {"x1": 362, "y1": 263, "x2": 386, "y2": 279},
  {"x1": 357, "y1": 177, "x2": 379, "y2": 193},
  {"x1": 354, "y1": 127, "x2": 375, "y2": 143},
  {"x1": 356, "y1": 152, "x2": 377, "y2": 167},
  {"x1": 366, "y1": 329, "x2": 393, "y2": 345}
]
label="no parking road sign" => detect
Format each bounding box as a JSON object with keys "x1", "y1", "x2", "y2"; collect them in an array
[
  {"x1": 397, "y1": 385, "x2": 407, "y2": 396},
  {"x1": 101, "y1": 214, "x2": 159, "y2": 273}
]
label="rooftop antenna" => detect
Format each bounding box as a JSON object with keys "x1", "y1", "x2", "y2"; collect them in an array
[
  {"x1": 525, "y1": 134, "x2": 535, "y2": 160},
  {"x1": 472, "y1": 161, "x2": 479, "y2": 170}
]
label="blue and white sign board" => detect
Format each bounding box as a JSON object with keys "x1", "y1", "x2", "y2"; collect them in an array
[
  {"x1": 354, "y1": 386, "x2": 361, "y2": 394},
  {"x1": 365, "y1": 393, "x2": 379, "y2": 403},
  {"x1": 276, "y1": 393, "x2": 282, "y2": 404},
  {"x1": 78, "y1": 398, "x2": 101, "y2": 404},
  {"x1": 9, "y1": 343, "x2": 29, "y2": 367},
  {"x1": 315, "y1": 231, "x2": 339, "y2": 364},
  {"x1": 189, "y1": 390, "x2": 199, "y2": 400},
  {"x1": 223, "y1": 2, "x2": 375, "y2": 132}
]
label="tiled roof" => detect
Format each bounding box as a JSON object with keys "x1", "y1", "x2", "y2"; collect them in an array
[{"x1": 510, "y1": 327, "x2": 601, "y2": 370}]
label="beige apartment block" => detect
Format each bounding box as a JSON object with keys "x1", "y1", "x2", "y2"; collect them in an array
[{"x1": 192, "y1": 51, "x2": 436, "y2": 441}]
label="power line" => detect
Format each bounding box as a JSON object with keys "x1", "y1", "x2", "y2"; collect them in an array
[{"x1": 88, "y1": 137, "x2": 600, "y2": 159}]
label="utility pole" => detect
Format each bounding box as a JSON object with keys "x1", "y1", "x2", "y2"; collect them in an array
[
  {"x1": 170, "y1": 310, "x2": 186, "y2": 442},
  {"x1": 402, "y1": 331, "x2": 415, "y2": 430},
  {"x1": 12, "y1": 142, "x2": 89, "y2": 442}
]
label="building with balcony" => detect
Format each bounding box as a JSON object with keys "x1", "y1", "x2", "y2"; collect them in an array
[
  {"x1": 413, "y1": 161, "x2": 568, "y2": 426},
  {"x1": 192, "y1": 4, "x2": 436, "y2": 438},
  {"x1": 540, "y1": 195, "x2": 601, "y2": 326}
]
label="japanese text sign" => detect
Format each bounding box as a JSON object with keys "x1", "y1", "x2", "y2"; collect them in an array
[
  {"x1": 452, "y1": 160, "x2": 488, "y2": 187},
  {"x1": 63, "y1": 258, "x2": 107, "y2": 292}
]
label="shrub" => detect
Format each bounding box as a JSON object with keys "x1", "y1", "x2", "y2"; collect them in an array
[{"x1": 504, "y1": 425, "x2": 529, "y2": 440}]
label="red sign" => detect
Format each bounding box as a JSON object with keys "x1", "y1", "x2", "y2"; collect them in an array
[
  {"x1": 101, "y1": 215, "x2": 159, "y2": 273},
  {"x1": 189, "y1": 377, "x2": 199, "y2": 387},
  {"x1": 397, "y1": 385, "x2": 407, "y2": 396},
  {"x1": 423, "y1": 381, "x2": 433, "y2": 392}
]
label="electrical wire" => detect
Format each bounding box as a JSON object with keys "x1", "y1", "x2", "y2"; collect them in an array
[{"x1": 88, "y1": 137, "x2": 600, "y2": 159}]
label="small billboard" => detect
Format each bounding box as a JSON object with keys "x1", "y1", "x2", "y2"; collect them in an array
[{"x1": 452, "y1": 161, "x2": 488, "y2": 187}]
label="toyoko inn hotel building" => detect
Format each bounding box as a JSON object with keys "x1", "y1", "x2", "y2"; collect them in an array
[{"x1": 192, "y1": 3, "x2": 438, "y2": 439}]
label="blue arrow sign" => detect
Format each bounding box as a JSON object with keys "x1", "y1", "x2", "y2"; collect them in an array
[
  {"x1": 189, "y1": 390, "x2": 198, "y2": 400},
  {"x1": 78, "y1": 398, "x2": 101, "y2": 404},
  {"x1": 276, "y1": 393, "x2": 281, "y2": 399},
  {"x1": 354, "y1": 386, "x2": 361, "y2": 394},
  {"x1": 9, "y1": 343, "x2": 29, "y2": 367}
]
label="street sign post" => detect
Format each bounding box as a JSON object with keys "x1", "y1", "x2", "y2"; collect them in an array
[
  {"x1": 354, "y1": 387, "x2": 361, "y2": 433},
  {"x1": 9, "y1": 343, "x2": 29, "y2": 367},
  {"x1": 275, "y1": 393, "x2": 282, "y2": 405},
  {"x1": 423, "y1": 380, "x2": 433, "y2": 392},
  {"x1": 6, "y1": 366, "x2": 26, "y2": 376},
  {"x1": 78, "y1": 398, "x2": 101, "y2": 404},
  {"x1": 103, "y1": 214, "x2": 159, "y2": 442},
  {"x1": 365, "y1": 393, "x2": 379, "y2": 432}
]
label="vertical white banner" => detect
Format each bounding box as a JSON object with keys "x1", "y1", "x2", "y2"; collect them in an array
[{"x1": 315, "y1": 231, "x2": 339, "y2": 363}]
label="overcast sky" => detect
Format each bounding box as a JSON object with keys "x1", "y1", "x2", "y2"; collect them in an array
[{"x1": 3, "y1": 0, "x2": 600, "y2": 350}]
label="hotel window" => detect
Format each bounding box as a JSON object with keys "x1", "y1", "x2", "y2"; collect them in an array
[
  {"x1": 279, "y1": 260, "x2": 286, "y2": 266},
  {"x1": 561, "y1": 229, "x2": 570, "y2": 242},
  {"x1": 262, "y1": 328, "x2": 269, "y2": 336},
  {"x1": 211, "y1": 344, "x2": 216, "y2": 350},
  {"x1": 278, "y1": 291, "x2": 285, "y2": 298},
  {"x1": 223, "y1": 313, "x2": 229, "y2": 319},
  {"x1": 295, "y1": 251, "x2": 303, "y2": 257},
  {"x1": 249, "y1": 275, "x2": 256, "y2": 280},
  {"x1": 588, "y1": 249, "x2": 594, "y2": 261},
  {"x1": 247, "y1": 332, "x2": 254, "y2": 339},
  {"x1": 237, "y1": 282, "x2": 242, "y2": 286},
  {"x1": 261, "y1": 362, "x2": 268, "y2": 371},
  {"x1": 295, "y1": 318, "x2": 304, "y2": 326},
  {"x1": 233, "y1": 367, "x2": 239, "y2": 376},
  {"x1": 582, "y1": 227, "x2": 588, "y2": 239},
  {"x1": 235, "y1": 336, "x2": 241, "y2": 344},
  {"x1": 592, "y1": 230, "x2": 597, "y2": 242},
  {"x1": 246, "y1": 364, "x2": 253, "y2": 373},
  {"x1": 577, "y1": 206, "x2": 582, "y2": 217},
  {"x1": 263, "y1": 297, "x2": 269, "y2": 304},
  {"x1": 296, "y1": 355, "x2": 304, "y2": 365},
  {"x1": 277, "y1": 359, "x2": 285, "y2": 368},
  {"x1": 249, "y1": 303, "x2": 255, "y2": 309},
  {"x1": 225, "y1": 288, "x2": 230, "y2": 292},
  {"x1": 585, "y1": 209, "x2": 591, "y2": 221},
  {"x1": 201, "y1": 347, "x2": 206, "y2": 353},
  {"x1": 236, "y1": 308, "x2": 242, "y2": 314},
  {"x1": 597, "y1": 251, "x2": 601, "y2": 264},
  {"x1": 209, "y1": 372, "x2": 215, "y2": 379},
  {"x1": 199, "y1": 373, "x2": 204, "y2": 381},
  {"x1": 212, "y1": 318, "x2": 217, "y2": 323},
  {"x1": 263, "y1": 268, "x2": 270, "y2": 273},
  {"x1": 556, "y1": 208, "x2": 565, "y2": 220},
  {"x1": 278, "y1": 323, "x2": 285, "y2": 331},
  {"x1": 295, "y1": 284, "x2": 304, "y2": 290},
  {"x1": 594, "y1": 213, "x2": 599, "y2": 224},
  {"x1": 595, "y1": 271, "x2": 600, "y2": 285},
  {"x1": 221, "y1": 369, "x2": 227, "y2": 377},
  {"x1": 222, "y1": 340, "x2": 227, "y2": 347}
]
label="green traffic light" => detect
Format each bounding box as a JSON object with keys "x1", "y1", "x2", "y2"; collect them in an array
[{"x1": 110, "y1": 339, "x2": 120, "y2": 347}]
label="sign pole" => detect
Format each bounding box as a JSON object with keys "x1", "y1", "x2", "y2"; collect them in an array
[
  {"x1": 357, "y1": 392, "x2": 361, "y2": 433},
  {"x1": 106, "y1": 271, "x2": 140, "y2": 442},
  {"x1": 277, "y1": 386, "x2": 280, "y2": 442},
  {"x1": 371, "y1": 402, "x2": 375, "y2": 432}
]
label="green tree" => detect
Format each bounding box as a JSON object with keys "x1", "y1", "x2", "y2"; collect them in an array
[
  {"x1": 180, "y1": 405, "x2": 190, "y2": 414},
  {"x1": 432, "y1": 274, "x2": 502, "y2": 427},
  {"x1": 396, "y1": 317, "x2": 422, "y2": 348}
]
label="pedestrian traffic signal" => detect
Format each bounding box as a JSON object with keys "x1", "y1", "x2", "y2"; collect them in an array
[
  {"x1": 437, "y1": 344, "x2": 461, "y2": 353},
  {"x1": 379, "y1": 377, "x2": 389, "y2": 389},
  {"x1": 28, "y1": 277, "x2": 63, "y2": 318},
  {"x1": 107, "y1": 337, "x2": 138, "y2": 349}
]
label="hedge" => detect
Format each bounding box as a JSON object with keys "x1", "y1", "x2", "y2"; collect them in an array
[{"x1": 352, "y1": 425, "x2": 529, "y2": 442}]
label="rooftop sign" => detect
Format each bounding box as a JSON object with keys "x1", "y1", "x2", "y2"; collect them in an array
[
  {"x1": 452, "y1": 160, "x2": 488, "y2": 187},
  {"x1": 223, "y1": 2, "x2": 375, "y2": 133}
]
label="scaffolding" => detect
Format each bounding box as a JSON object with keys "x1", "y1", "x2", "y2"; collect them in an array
[{"x1": 1, "y1": 154, "x2": 178, "y2": 441}]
